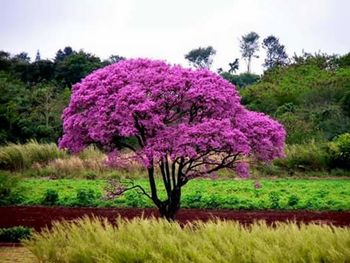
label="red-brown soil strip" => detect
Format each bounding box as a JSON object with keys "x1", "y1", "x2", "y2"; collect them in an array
[{"x1": 0, "y1": 206, "x2": 349, "y2": 231}]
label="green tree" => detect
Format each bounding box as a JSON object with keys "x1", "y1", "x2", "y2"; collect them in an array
[
  {"x1": 240, "y1": 53, "x2": 350, "y2": 143},
  {"x1": 221, "y1": 72, "x2": 260, "y2": 88},
  {"x1": 55, "y1": 50, "x2": 102, "y2": 87},
  {"x1": 0, "y1": 51, "x2": 11, "y2": 72},
  {"x1": 0, "y1": 72, "x2": 31, "y2": 143},
  {"x1": 185, "y1": 46, "x2": 216, "y2": 69},
  {"x1": 13, "y1": 52, "x2": 30, "y2": 63},
  {"x1": 28, "y1": 83, "x2": 70, "y2": 142},
  {"x1": 28, "y1": 59, "x2": 55, "y2": 83},
  {"x1": 35, "y1": 50, "x2": 41, "y2": 62},
  {"x1": 54, "y1": 47, "x2": 74, "y2": 62},
  {"x1": 228, "y1": 58, "x2": 239, "y2": 73},
  {"x1": 262, "y1": 35, "x2": 289, "y2": 69},
  {"x1": 240, "y1": 32, "x2": 260, "y2": 73}
]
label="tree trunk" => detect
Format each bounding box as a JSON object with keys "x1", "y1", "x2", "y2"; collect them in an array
[
  {"x1": 247, "y1": 56, "x2": 251, "y2": 73},
  {"x1": 158, "y1": 187, "x2": 181, "y2": 221}
]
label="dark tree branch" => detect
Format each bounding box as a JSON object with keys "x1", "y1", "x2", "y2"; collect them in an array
[
  {"x1": 118, "y1": 142, "x2": 137, "y2": 152},
  {"x1": 171, "y1": 158, "x2": 177, "y2": 188},
  {"x1": 119, "y1": 185, "x2": 153, "y2": 200},
  {"x1": 164, "y1": 156, "x2": 172, "y2": 190},
  {"x1": 104, "y1": 179, "x2": 153, "y2": 201},
  {"x1": 148, "y1": 166, "x2": 162, "y2": 207},
  {"x1": 160, "y1": 160, "x2": 171, "y2": 196}
]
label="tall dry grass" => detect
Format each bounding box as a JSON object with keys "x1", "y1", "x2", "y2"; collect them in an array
[
  {"x1": 0, "y1": 140, "x2": 66, "y2": 170},
  {"x1": 0, "y1": 141, "x2": 146, "y2": 178},
  {"x1": 25, "y1": 217, "x2": 350, "y2": 263}
]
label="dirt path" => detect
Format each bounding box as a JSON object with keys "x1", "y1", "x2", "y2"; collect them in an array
[
  {"x1": 0, "y1": 206, "x2": 349, "y2": 231},
  {"x1": 0, "y1": 247, "x2": 35, "y2": 263}
]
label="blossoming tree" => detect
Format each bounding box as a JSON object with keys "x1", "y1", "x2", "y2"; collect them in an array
[{"x1": 60, "y1": 58, "x2": 286, "y2": 220}]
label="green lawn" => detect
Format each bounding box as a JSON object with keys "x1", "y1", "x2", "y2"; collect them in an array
[{"x1": 13, "y1": 178, "x2": 350, "y2": 211}]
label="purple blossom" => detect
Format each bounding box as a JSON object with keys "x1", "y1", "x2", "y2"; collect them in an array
[{"x1": 254, "y1": 181, "x2": 262, "y2": 189}]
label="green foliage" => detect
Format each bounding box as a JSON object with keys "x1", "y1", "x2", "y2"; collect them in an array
[
  {"x1": 273, "y1": 141, "x2": 330, "y2": 172},
  {"x1": 240, "y1": 55, "x2": 350, "y2": 144},
  {"x1": 75, "y1": 189, "x2": 96, "y2": 206},
  {"x1": 55, "y1": 50, "x2": 102, "y2": 87},
  {"x1": 41, "y1": 189, "x2": 59, "y2": 205},
  {"x1": 84, "y1": 171, "x2": 97, "y2": 180},
  {"x1": 27, "y1": 83, "x2": 70, "y2": 142},
  {"x1": 268, "y1": 191, "x2": 281, "y2": 209},
  {"x1": 184, "y1": 46, "x2": 216, "y2": 69},
  {"x1": 336, "y1": 52, "x2": 350, "y2": 68},
  {"x1": 0, "y1": 172, "x2": 22, "y2": 205},
  {"x1": 287, "y1": 194, "x2": 300, "y2": 207},
  {"x1": 0, "y1": 72, "x2": 31, "y2": 143},
  {"x1": 0, "y1": 140, "x2": 66, "y2": 170},
  {"x1": 0, "y1": 71, "x2": 71, "y2": 144},
  {"x1": 25, "y1": 217, "x2": 350, "y2": 263},
  {"x1": 0, "y1": 47, "x2": 103, "y2": 144},
  {"x1": 328, "y1": 133, "x2": 350, "y2": 169},
  {"x1": 221, "y1": 72, "x2": 260, "y2": 88},
  {"x1": 16, "y1": 178, "x2": 350, "y2": 211},
  {"x1": 0, "y1": 226, "x2": 32, "y2": 243},
  {"x1": 262, "y1": 35, "x2": 289, "y2": 69}
]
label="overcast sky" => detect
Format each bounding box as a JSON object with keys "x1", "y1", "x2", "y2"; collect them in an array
[{"x1": 1, "y1": 0, "x2": 349, "y2": 73}]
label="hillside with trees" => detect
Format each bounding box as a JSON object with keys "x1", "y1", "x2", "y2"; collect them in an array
[{"x1": 1, "y1": 37, "x2": 350, "y2": 159}]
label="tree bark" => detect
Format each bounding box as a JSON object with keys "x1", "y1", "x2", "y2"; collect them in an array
[{"x1": 158, "y1": 187, "x2": 181, "y2": 221}]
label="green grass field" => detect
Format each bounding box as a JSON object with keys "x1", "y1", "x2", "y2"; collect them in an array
[{"x1": 12, "y1": 178, "x2": 350, "y2": 210}]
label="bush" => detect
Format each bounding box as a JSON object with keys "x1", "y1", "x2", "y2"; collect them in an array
[
  {"x1": 42, "y1": 189, "x2": 59, "y2": 205},
  {"x1": 24, "y1": 217, "x2": 350, "y2": 263},
  {"x1": 0, "y1": 172, "x2": 22, "y2": 205},
  {"x1": 221, "y1": 72, "x2": 260, "y2": 88},
  {"x1": 328, "y1": 133, "x2": 350, "y2": 169},
  {"x1": 0, "y1": 226, "x2": 32, "y2": 243},
  {"x1": 75, "y1": 189, "x2": 96, "y2": 206},
  {"x1": 287, "y1": 194, "x2": 300, "y2": 207},
  {"x1": 84, "y1": 171, "x2": 97, "y2": 180},
  {"x1": 273, "y1": 141, "x2": 330, "y2": 172},
  {"x1": 0, "y1": 140, "x2": 66, "y2": 170}
]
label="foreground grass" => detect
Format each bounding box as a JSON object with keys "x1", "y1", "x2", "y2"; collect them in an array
[
  {"x1": 24, "y1": 217, "x2": 350, "y2": 263},
  {"x1": 14, "y1": 178, "x2": 350, "y2": 210}
]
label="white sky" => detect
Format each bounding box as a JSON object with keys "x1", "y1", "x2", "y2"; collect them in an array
[{"x1": 1, "y1": 0, "x2": 349, "y2": 74}]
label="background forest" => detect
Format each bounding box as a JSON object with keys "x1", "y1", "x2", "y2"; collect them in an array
[{"x1": 1, "y1": 33, "x2": 350, "y2": 175}]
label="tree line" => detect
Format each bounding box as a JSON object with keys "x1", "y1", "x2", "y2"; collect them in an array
[
  {"x1": 0, "y1": 47, "x2": 125, "y2": 144},
  {"x1": 185, "y1": 32, "x2": 288, "y2": 72},
  {"x1": 0, "y1": 31, "x2": 349, "y2": 145}
]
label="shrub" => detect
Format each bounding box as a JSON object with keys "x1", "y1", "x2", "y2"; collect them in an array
[
  {"x1": 287, "y1": 194, "x2": 300, "y2": 207},
  {"x1": 84, "y1": 171, "x2": 97, "y2": 180},
  {"x1": 75, "y1": 189, "x2": 96, "y2": 206},
  {"x1": 0, "y1": 226, "x2": 32, "y2": 243},
  {"x1": 268, "y1": 191, "x2": 281, "y2": 209},
  {"x1": 273, "y1": 141, "x2": 330, "y2": 172},
  {"x1": 42, "y1": 189, "x2": 59, "y2": 205},
  {"x1": 0, "y1": 172, "x2": 22, "y2": 205},
  {"x1": 0, "y1": 140, "x2": 66, "y2": 170},
  {"x1": 25, "y1": 217, "x2": 350, "y2": 263},
  {"x1": 328, "y1": 133, "x2": 350, "y2": 169}
]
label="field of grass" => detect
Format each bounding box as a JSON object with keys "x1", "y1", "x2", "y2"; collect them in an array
[
  {"x1": 9, "y1": 178, "x2": 350, "y2": 210},
  {"x1": 24, "y1": 217, "x2": 350, "y2": 263}
]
